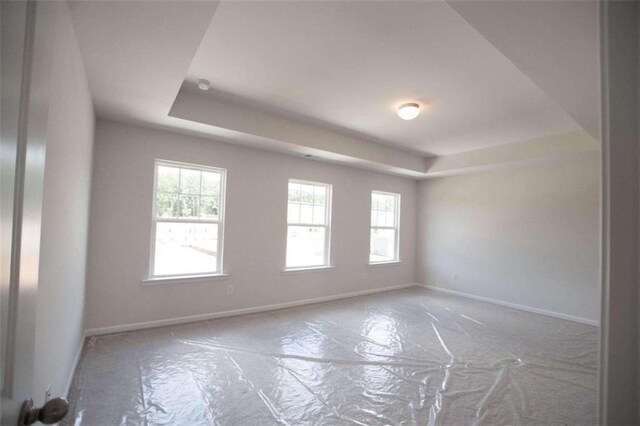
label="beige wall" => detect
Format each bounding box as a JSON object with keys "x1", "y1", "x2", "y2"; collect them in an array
[
  {"x1": 33, "y1": 2, "x2": 94, "y2": 405},
  {"x1": 85, "y1": 120, "x2": 417, "y2": 331},
  {"x1": 417, "y1": 153, "x2": 600, "y2": 323}
]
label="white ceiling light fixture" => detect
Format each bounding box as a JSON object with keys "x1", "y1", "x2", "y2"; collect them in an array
[
  {"x1": 397, "y1": 102, "x2": 420, "y2": 120},
  {"x1": 197, "y1": 79, "x2": 210, "y2": 91}
]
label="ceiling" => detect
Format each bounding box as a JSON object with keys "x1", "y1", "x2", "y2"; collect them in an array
[
  {"x1": 448, "y1": 0, "x2": 599, "y2": 140},
  {"x1": 69, "y1": 0, "x2": 599, "y2": 178},
  {"x1": 186, "y1": 1, "x2": 578, "y2": 156}
]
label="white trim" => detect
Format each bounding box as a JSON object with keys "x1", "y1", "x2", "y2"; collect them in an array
[
  {"x1": 598, "y1": 3, "x2": 611, "y2": 421},
  {"x1": 370, "y1": 189, "x2": 401, "y2": 198},
  {"x1": 155, "y1": 217, "x2": 220, "y2": 225},
  {"x1": 287, "y1": 178, "x2": 331, "y2": 187},
  {"x1": 85, "y1": 282, "x2": 419, "y2": 337},
  {"x1": 63, "y1": 332, "x2": 86, "y2": 398},
  {"x1": 368, "y1": 260, "x2": 402, "y2": 266},
  {"x1": 282, "y1": 266, "x2": 334, "y2": 274},
  {"x1": 288, "y1": 222, "x2": 328, "y2": 228},
  {"x1": 418, "y1": 284, "x2": 599, "y2": 326},
  {"x1": 142, "y1": 273, "x2": 229, "y2": 285}
]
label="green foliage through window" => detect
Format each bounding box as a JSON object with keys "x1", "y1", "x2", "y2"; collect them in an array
[{"x1": 156, "y1": 164, "x2": 221, "y2": 220}]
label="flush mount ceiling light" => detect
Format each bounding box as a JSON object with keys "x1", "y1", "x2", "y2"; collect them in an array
[
  {"x1": 197, "y1": 79, "x2": 210, "y2": 91},
  {"x1": 397, "y1": 102, "x2": 420, "y2": 120}
]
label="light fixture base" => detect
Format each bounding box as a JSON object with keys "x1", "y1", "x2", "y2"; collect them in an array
[{"x1": 197, "y1": 79, "x2": 210, "y2": 91}]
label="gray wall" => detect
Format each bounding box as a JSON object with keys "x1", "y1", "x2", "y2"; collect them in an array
[
  {"x1": 85, "y1": 120, "x2": 417, "y2": 331},
  {"x1": 417, "y1": 153, "x2": 600, "y2": 323},
  {"x1": 33, "y1": 2, "x2": 94, "y2": 405}
]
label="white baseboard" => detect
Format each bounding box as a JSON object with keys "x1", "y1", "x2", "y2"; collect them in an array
[
  {"x1": 418, "y1": 284, "x2": 599, "y2": 326},
  {"x1": 63, "y1": 332, "x2": 86, "y2": 398},
  {"x1": 85, "y1": 282, "x2": 420, "y2": 337}
]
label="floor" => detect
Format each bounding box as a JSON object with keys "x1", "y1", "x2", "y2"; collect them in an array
[{"x1": 66, "y1": 287, "x2": 598, "y2": 425}]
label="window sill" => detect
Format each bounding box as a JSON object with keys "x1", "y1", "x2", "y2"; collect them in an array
[
  {"x1": 368, "y1": 260, "x2": 402, "y2": 266},
  {"x1": 142, "y1": 273, "x2": 229, "y2": 286},
  {"x1": 282, "y1": 266, "x2": 334, "y2": 274}
]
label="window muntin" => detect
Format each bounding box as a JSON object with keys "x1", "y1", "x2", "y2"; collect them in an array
[
  {"x1": 286, "y1": 180, "x2": 332, "y2": 269},
  {"x1": 150, "y1": 161, "x2": 225, "y2": 277},
  {"x1": 370, "y1": 191, "x2": 400, "y2": 263}
]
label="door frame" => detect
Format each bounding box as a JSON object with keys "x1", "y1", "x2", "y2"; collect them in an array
[
  {"x1": 597, "y1": 0, "x2": 640, "y2": 424},
  {"x1": 1, "y1": 0, "x2": 55, "y2": 423}
]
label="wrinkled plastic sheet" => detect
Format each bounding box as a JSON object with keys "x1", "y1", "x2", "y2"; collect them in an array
[{"x1": 66, "y1": 287, "x2": 597, "y2": 425}]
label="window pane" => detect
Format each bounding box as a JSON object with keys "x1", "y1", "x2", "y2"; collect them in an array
[
  {"x1": 200, "y1": 196, "x2": 219, "y2": 219},
  {"x1": 300, "y1": 203, "x2": 313, "y2": 223},
  {"x1": 287, "y1": 202, "x2": 300, "y2": 223},
  {"x1": 201, "y1": 171, "x2": 220, "y2": 197},
  {"x1": 156, "y1": 193, "x2": 179, "y2": 218},
  {"x1": 371, "y1": 209, "x2": 378, "y2": 227},
  {"x1": 300, "y1": 184, "x2": 314, "y2": 204},
  {"x1": 313, "y1": 185, "x2": 326, "y2": 205},
  {"x1": 313, "y1": 205, "x2": 325, "y2": 225},
  {"x1": 178, "y1": 195, "x2": 199, "y2": 218},
  {"x1": 152, "y1": 162, "x2": 227, "y2": 278},
  {"x1": 384, "y1": 195, "x2": 393, "y2": 211},
  {"x1": 286, "y1": 181, "x2": 331, "y2": 268},
  {"x1": 180, "y1": 168, "x2": 201, "y2": 195},
  {"x1": 288, "y1": 183, "x2": 301, "y2": 202},
  {"x1": 370, "y1": 228, "x2": 396, "y2": 262},
  {"x1": 154, "y1": 222, "x2": 218, "y2": 275},
  {"x1": 157, "y1": 166, "x2": 179, "y2": 193},
  {"x1": 286, "y1": 226, "x2": 326, "y2": 268},
  {"x1": 379, "y1": 211, "x2": 386, "y2": 227},
  {"x1": 156, "y1": 193, "x2": 201, "y2": 218},
  {"x1": 390, "y1": 210, "x2": 397, "y2": 226}
]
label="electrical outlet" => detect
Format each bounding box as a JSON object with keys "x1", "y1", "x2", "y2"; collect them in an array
[
  {"x1": 226, "y1": 284, "x2": 234, "y2": 295},
  {"x1": 452, "y1": 273, "x2": 458, "y2": 281}
]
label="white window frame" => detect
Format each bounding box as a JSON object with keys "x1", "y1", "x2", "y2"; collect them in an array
[
  {"x1": 369, "y1": 190, "x2": 401, "y2": 264},
  {"x1": 148, "y1": 159, "x2": 226, "y2": 279},
  {"x1": 285, "y1": 179, "x2": 332, "y2": 271}
]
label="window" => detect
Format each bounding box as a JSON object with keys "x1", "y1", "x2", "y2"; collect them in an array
[
  {"x1": 370, "y1": 191, "x2": 400, "y2": 263},
  {"x1": 149, "y1": 160, "x2": 226, "y2": 278},
  {"x1": 286, "y1": 180, "x2": 332, "y2": 269}
]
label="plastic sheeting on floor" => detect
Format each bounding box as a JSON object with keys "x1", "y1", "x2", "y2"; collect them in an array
[{"x1": 65, "y1": 287, "x2": 598, "y2": 425}]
